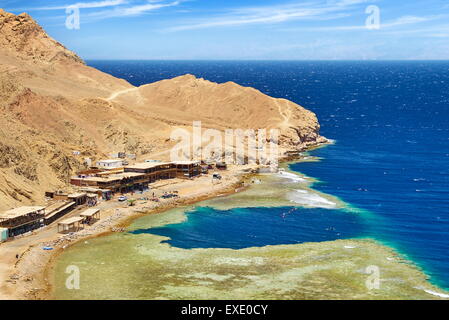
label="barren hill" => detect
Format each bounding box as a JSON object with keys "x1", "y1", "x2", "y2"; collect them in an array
[{"x1": 0, "y1": 9, "x2": 327, "y2": 211}]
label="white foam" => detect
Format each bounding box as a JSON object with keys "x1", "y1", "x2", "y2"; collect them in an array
[
  {"x1": 277, "y1": 171, "x2": 307, "y2": 183},
  {"x1": 422, "y1": 289, "x2": 449, "y2": 298},
  {"x1": 287, "y1": 189, "x2": 337, "y2": 209}
]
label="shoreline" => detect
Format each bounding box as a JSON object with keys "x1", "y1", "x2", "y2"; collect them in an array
[
  {"x1": 3, "y1": 142, "x2": 448, "y2": 300},
  {"x1": 0, "y1": 165, "x2": 254, "y2": 300}
]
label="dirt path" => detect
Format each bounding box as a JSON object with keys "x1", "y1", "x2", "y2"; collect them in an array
[
  {"x1": 275, "y1": 100, "x2": 292, "y2": 128},
  {"x1": 106, "y1": 87, "x2": 136, "y2": 101},
  {"x1": 106, "y1": 85, "x2": 146, "y2": 102}
]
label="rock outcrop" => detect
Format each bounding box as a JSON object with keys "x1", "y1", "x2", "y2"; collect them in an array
[{"x1": 0, "y1": 9, "x2": 327, "y2": 211}]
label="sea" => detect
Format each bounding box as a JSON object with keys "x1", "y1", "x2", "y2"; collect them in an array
[{"x1": 88, "y1": 60, "x2": 449, "y2": 290}]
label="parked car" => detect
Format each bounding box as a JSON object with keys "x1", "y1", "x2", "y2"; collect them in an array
[{"x1": 118, "y1": 196, "x2": 128, "y2": 202}]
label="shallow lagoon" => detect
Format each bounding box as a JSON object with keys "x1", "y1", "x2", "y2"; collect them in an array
[{"x1": 52, "y1": 169, "x2": 445, "y2": 299}]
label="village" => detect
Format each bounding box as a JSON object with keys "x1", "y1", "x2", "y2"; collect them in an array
[{"x1": 0, "y1": 157, "x2": 229, "y2": 243}]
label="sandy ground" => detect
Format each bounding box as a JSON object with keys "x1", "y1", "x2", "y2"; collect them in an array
[{"x1": 0, "y1": 166, "x2": 252, "y2": 300}]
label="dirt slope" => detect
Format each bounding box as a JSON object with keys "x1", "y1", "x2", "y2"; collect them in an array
[{"x1": 0, "y1": 8, "x2": 327, "y2": 211}]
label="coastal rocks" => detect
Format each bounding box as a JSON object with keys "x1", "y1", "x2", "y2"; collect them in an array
[{"x1": 0, "y1": 8, "x2": 326, "y2": 211}]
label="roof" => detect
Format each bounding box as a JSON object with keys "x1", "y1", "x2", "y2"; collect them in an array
[
  {"x1": 68, "y1": 192, "x2": 87, "y2": 198},
  {"x1": 125, "y1": 162, "x2": 172, "y2": 170},
  {"x1": 97, "y1": 159, "x2": 123, "y2": 164},
  {"x1": 73, "y1": 172, "x2": 146, "y2": 183},
  {"x1": 80, "y1": 208, "x2": 100, "y2": 217},
  {"x1": 79, "y1": 187, "x2": 112, "y2": 193},
  {"x1": 119, "y1": 172, "x2": 147, "y2": 178},
  {"x1": 58, "y1": 216, "x2": 84, "y2": 225},
  {"x1": 174, "y1": 160, "x2": 200, "y2": 165},
  {"x1": 1, "y1": 206, "x2": 45, "y2": 219},
  {"x1": 45, "y1": 201, "x2": 73, "y2": 213},
  {"x1": 45, "y1": 202, "x2": 76, "y2": 219},
  {"x1": 96, "y1": 169, "x2": 124, "y2": 176}
]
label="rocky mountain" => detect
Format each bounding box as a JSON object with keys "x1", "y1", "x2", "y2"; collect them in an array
[{"x1": 0, "y1": 9, "x2": 327, "y2": 211}]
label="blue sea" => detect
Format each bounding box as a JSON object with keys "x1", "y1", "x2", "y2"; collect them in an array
[{"x1": 89, "y1": 60, "x2": 449, "y2": 290}]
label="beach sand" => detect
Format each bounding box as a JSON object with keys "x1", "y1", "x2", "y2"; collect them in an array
[{"x1": 0, "y1": 165, "x2": 253, "y2": 300}]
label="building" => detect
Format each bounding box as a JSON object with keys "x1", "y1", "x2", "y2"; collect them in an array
[
  {"x1": 80, "y1": 208, "x2": 100, "y2": 225},
  {"x1": 44, "y1": 201, "x2": 77, "y2": 225},
  {"x1": 79, "y1": 187, "x2": 113, "y2": 200},
  {"x1": 96, "y1": 159, "x2": 124, "y2": 170},
  {"x1": 0, "y1": 206, "x2": 45, "y2": 237},
  {"x1": 174, "y1": 161, "x2": 201, "y2": 178},
  {"x1": 68, "y1": 193, "x2": 88, "y2": 205},
  {"x1": 124, "y1": 162, "x2": 177, "y2": 182},
  {"x1": 71, "y1": 172, "x2": 148, "y2": 193}
]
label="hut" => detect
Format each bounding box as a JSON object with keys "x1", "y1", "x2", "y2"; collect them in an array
[
  {"x1": 68, "y1": 193, "x2": 88, "y2": 205},
  {"x1": 80, "y1": 208, "x2": 100, "y2": 225},
  {"x1": 57, "y1": 216, "x2": 85, "y2": 233},
  {"x1": 0, "y1": 206, "x2": 45, "y2": 237},
  {"x1": 44, "y1": 201, "x2": 77, "y2": 225}
]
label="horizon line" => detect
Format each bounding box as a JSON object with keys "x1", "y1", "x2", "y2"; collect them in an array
[{"x1": 84, "y1": 59, "x2": 449, "y2": 62}]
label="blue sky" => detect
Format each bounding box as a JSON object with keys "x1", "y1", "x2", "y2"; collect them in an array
[{"x1": 4, "y1": 0, "x2": 449, "y2": 60}]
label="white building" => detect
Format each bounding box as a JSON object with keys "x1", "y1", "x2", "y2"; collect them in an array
[{"x1": 96, "y1": 159, "x2": 124, "y2": 169}]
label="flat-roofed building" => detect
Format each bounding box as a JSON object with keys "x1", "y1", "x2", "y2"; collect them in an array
[
  {"x1": 68, "y1": 192, "x2": 88, "y2": 205},
  {"x1": 79, "y1": 187, "x2": 113, "y2": 200},
  {"x1": 0, "y1": 206, "x2": 45, "y2": 237},
  {"x1": 70, "y1": 172, "x2": 148, "y2": 193},
  {"x1": 125, "y1": 162, "x2": 177, "y2": 182},
  {"x1": 174, "y1": 161, "x2": 201, "y2": 178},
  {"x1": 96, "y1": 159, "x2": 124, "y2": 170},
  {"x1": 44, "y1": 201, "x2": 77, "y2": 225}
]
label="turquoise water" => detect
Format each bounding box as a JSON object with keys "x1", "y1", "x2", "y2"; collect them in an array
[{"x1": 90, "y1": 60, "x2": 449, "y2": 289}]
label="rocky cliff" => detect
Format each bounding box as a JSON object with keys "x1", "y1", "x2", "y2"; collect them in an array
[{"x1": 0, "y1": 9, "x2": 327, "y2": 211}]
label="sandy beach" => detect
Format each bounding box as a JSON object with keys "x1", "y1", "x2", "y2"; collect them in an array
[{"x1": 0, "y1": 165, "x2": 253, "y2": 300}]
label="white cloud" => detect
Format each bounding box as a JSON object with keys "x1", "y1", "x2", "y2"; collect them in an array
[
  {"x1": 168, "y1": 0, "x2": 373, "y2": 32},
  {"x1": 82, "y1": 0, "x2": 180, "y2": 19},
  {"x1": 281, "y1": 14, "x2": 446, "y2": 32},
  {"x1": 121, "y1": 1, "x2": 179, "y2": 16},
  {"x1": 16, "y1": 0, "x2": 129, "y2": 11}
]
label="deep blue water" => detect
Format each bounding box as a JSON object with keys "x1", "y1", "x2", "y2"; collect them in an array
[
  {"x1": 89, "y1": 60, "x2": 449, "y2": 289},
  {"x1": 133, "y1": 206, "x2": 367, "y2": 249}
]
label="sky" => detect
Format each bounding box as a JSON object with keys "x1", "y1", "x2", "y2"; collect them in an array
[{"x1": 3, "y1": 0, "x2": 449, "y2": 60}]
